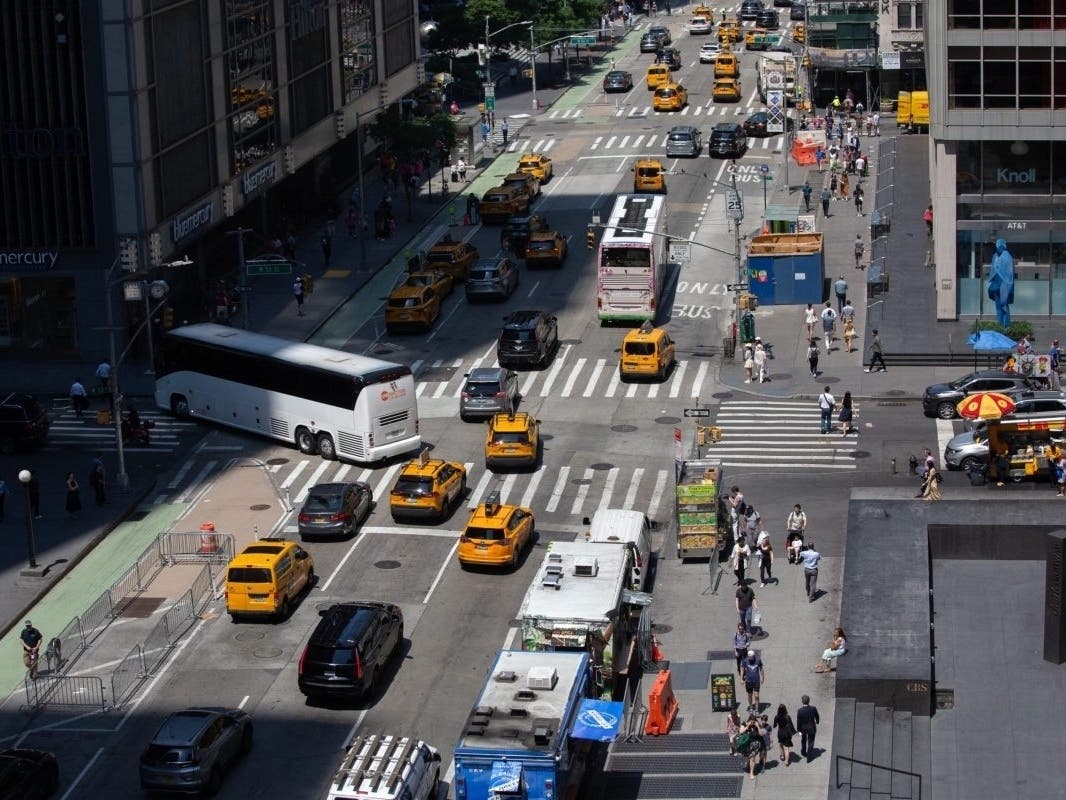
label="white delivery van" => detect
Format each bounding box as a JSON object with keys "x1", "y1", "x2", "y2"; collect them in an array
[
  {"x1": 582, "y1": 508, "x2": 654, "y2": 591},
  {"x1": 326, "y1": 734, "x2": 440, "y2": 800}
]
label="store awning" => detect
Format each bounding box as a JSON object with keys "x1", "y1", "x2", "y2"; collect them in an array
[
  {"x1": 572, "y1": 699, "x2": 625, "y2": 742},
  {"x1": 489, "y1": 760, "x2": 523, "y2": 793}
]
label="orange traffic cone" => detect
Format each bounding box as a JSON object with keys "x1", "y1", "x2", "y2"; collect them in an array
[{"x1": 651, "y1": 635, "x2": 664, "y2": 663}]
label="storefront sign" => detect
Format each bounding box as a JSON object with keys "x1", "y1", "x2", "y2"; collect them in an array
[
  {"x1": 242, "y1": 161, "x2": 278, "y2": 197},
  {"x1": 0, "y1": 251, "x2": 59, "y2": 271},
  {"x1": 997, "y1": 168, "x2": 1038, "y2": 185},
  {"x1": 880, "y1": 51, "x2": 900, "y2": 70},
  {"x1": 171, "y1": 201, "x2": 214, "y2": 243}
]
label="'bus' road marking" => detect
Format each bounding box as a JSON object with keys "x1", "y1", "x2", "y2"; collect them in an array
[
  {"x1": 623, "y1": 467, "x2": 644, "y2": 509},
  {"x1": 545, "y1": 466, "x2": 571, "y2": 513}
]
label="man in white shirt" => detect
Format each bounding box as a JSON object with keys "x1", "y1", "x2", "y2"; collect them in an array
[
  {"x1": 820, "y1": 303, "x2": 837, "y2": 351},
  {"x1": 95, "y1": 360, "x2": 112, "y2": 391},
  {"x1": 818, "y1": 387, "x2": 835, "y2": 434},
  {"x1": 70, "y1": 378, "x2": 88, "y2": 418}
]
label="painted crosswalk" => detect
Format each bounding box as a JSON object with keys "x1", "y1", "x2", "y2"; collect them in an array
[
  {"x1": 707, "y1": 399, "x2": 860, "y2": 470},
  {"x1": 589, "y1": 131, "x2": 786, "y2": 151},
  {"x1": 410, "y1": 347, "x2": 718, "y2": 405},
  {"x1": 546, "y1": 108, "x2": 582, "y2": 120},
  {"x1": 45, "y1": 408, "x2": 198, "y2": 453},
  {"x1": 506, "y1": 137, "x2": 556, "y2": 153},
  {"x1": 156, "y1": 453, "x2": 673, "y2": 526}
]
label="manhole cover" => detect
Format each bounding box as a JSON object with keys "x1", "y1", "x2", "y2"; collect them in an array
[
  {"x1": 851, "y1": 450, "x2": 871, "y2": 459},
  {"x1": 590, "y1": 462, "x2": 615, "y2": 470},
  {"x1": 235, "y1": 631, "x2": 266, "y2": 642},
  {"x1": 250, "y1": 503, "x2": 271, "y2": 511},
  {"x1": 266, "y1": 458, "x2": 288, "y2": 466},
  {"x1": 375, "y1": 560, "x2": 402, "y2": 569},
  {"x1": 127, "y1": 510, "x2": 150, "y2": 522},
  {"x1": 253, "y1": 647, "x2": 284, "y2": 659},
  {"x1": 655, "y1": 416, "x2": 681, "y2": 424},
  {"x1": 611, "y1": 424, "x2": 638, "y2": 433},
  {"x1": 573, "y1": 478, "x2": 592, "y2": 486},
  {"x1": 711, "y1": 392, "x2": 734, "y2": 400}
]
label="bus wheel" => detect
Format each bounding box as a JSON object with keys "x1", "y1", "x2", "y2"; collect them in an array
[
  {"x1": 170, "y1": 395, "x2": 190, "y2": 418},
  {"x1": 295, "y1": 428, "x2": 318, "y2": 455},
  {"x1": 316, "y1": 433, "x2": 337, "y2": 460}
]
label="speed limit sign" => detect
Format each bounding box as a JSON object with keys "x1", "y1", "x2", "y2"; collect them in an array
[{"x1": 725, "y1": 189, "x2": 744, "y2": 220}]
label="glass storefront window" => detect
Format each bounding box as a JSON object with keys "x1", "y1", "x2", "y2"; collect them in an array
[
  {"x1": 339, "y1": 1, "x2": 376, "y2": 104},
  {"x1": 0, "y1": 276, "x2": 78, "y2": 355},
  {"x1": 224, "y1": 0, "x2": 279, "y2": 176}
]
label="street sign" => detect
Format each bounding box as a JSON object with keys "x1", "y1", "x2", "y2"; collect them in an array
[
  {"x1": 683, "y1": 408, "x2": 712, "y2": 418},
  {"x1": 570, "y1": 35, "x2": 597, "y2": 46},
  {"x1": 245, "y1": 259, "x2": 292, "y2": 276},
  {"x1": 725, "y1": 189, "x2": 744, "y2": 220},
  {"x1": 483, "y1": 82, "x2": 495, "y2": 99},
  {"x1": 726, "y1": 283, "x2": 749, "y2": 291},
  {"x1": 759, "y1": 164, "x2": 770, "y2": 175},
  {"x1": 669, "y1": 242, "x2": 691, "y2": 262},
  {"x1": 485, "y1": 97, "x2": 495, "y2": 111}
]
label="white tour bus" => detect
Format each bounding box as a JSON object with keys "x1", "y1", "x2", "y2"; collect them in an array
[
  {"x1": 597, "y1": 193, "x2": 669, "y2": 323},
  {"x1": 154, "y1": 323, "x2": 420, "y2": 462}
]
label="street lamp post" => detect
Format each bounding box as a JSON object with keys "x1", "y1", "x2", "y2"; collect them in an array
[
  {"x1": 530, "y1": 26, "x2": 538, "y2": 111},
  {"x1": 103, "y1": 259, "x2": 129, "y2": 490},
  {"x1": 17, "y1": 470, "x2": 39, "y2": 572}
]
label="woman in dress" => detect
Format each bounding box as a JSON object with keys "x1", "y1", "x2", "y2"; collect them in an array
[
  {"x1": 65, "y1": 471, "x2": 81, "y2": 519},
  {"x1": 922, "y1": 463, "x2": 943, "y2": 501},
  {"x1": 803, "y1": 304, "x2": 817, "y2": 339},
  {"x1": 773, "y1": 704, "x2": 797, "y2": 765},
  {"x1": 725, "y1": 706, "x2": 743, "y2": 755},
  {"x1": 838, "y1": 391, "x2": 855, "y2": 435}
]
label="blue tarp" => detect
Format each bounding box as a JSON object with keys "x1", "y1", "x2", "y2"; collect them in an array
[
  {"x1": 967, "y1": 330, "x2": 1016, "y2": 352},
  {"x1": 571, "y1": 699, "x2": 625, "y2": 742},
  {"x1": 489, "y1": 760, "x2": 523, "y2": 793}
]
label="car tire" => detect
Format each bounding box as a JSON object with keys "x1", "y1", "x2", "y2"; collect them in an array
[
  {"x1": 936, "y1": 402, "x2": 957, "y2": 420},
  {"x1": 307, "y1": 568, "x2": 317, "y2": 589},
  {"x1": 276, "y1": 596, "x2": 291, "y2": 622},
  {"x1": 316, "y1": 433, "x2": 337, "y2": 460},
  {"x1": 511, "y1": 547, "x2": 520, "y2": 570},
  {"x1": 170, "y1": 394, "x2": 190, "y2": 418},
  {"x1": 365, "y1": 665, "x2": 378, "y2": 696},
  {"x1": 960, "y1": 457, "x2": 979, "y2": 472},
  {"x1": 296, "y1": 428, "x2": 318, "y2": 454}
]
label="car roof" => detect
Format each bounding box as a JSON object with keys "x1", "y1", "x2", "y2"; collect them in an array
[
  {"x1": 473, "y1": 258, "x2": 507, "y2": 270},
  {"x1": 528, "y1": 230, "x2": 559, "y2": 240},
  {"x1": 714, "y1": 121, "x2": 743, "y2": 131},
  {"x1": 152, "y1": 709, "x2": 220, "y2": 745},
  {"x1": 428, "y1": 240, "x2": 463, "y2": 252},
  {"x1": 312, "y1": 603, "x2": 388, "y2": 646},
  {"x1": 504, "y1": 309, "x2": 548, "y2": 328},
  {"x1": 307, "y1": 482, "x2": 354, "y2": 496},
  {"x1": 489, "y1": 412, "x2": 535, "y2": 431},
  {"x1": 467, "y1": 366, "x2": 509, "y2": 381},
  {"x1": 390, "y1": 283, "x2": 429, "y2": 298}
]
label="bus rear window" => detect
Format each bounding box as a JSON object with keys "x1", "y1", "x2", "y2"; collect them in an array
[
  {"x1": 228, "y1": 567, "x2": 272, "y2": 583},
  {"x1": 602, "y1": 248, "x2": 651, "y2": 269}
]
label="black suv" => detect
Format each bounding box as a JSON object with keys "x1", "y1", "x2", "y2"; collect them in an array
[
  {"x1": 497, "y1": 309, "x2": 559, "y2": 369},
  {"x1": 922, "y1": 370, "x2": 1037, "y2": 419},
  {"x1": 740, "y1": 0, "x2": 764, "y2": 19},
  {"x1": 501, "y1": 213, "x2": 549, "y2": 255},
  {"x1": 298, "y1": 602, "x2": 403, "y2": 701},
  {"x1": 0, "y1": 393, "x2": 50, "y2": 454},
  {"x1": 709, "y1": 122, "x2": 749, "y2": 157},
  {"x1": 658, "y1": 47, "x2": 682, "y2": 70},
  {"x1": 647, "y1": 25, "x2": 671, "y2": 46},
  {"x1": 756, "y1": 8, "x2": 780, "y2": 27}
]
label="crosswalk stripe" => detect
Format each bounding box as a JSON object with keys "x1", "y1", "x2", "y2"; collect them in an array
[
  {"x1": 584, "y1": 359, "x2": 607, "y2": 398},
  {"x1": 692, "y1": 361, "x2": 709, "y2": 399},
  {"x1": 591, "y1": 136, "x2": 602, "y2": 150},
  {"x1": 560, "y1": 357, "x2": 587, "y2": 397},
  {"x1": 668, "y1": 360, "x2": 688, "y2": 398},
  {"x1": 498, "y1": 472, "x2": 519, "y2": 505},
  {"x1": 619, "y1": 135, "x2": 631, "y2": 148},
  {"x1": 373, "y1": 464, "x2": 401, "y2": 502},
  {"x1": 520, "y1": 465, "x2": 547, "y2": 509},
  {"x1": 626, "y1": 382, "x2": 638, "y2": 398},
  {"x1": 570, "y1": 468, "x2": 595, "y2": 515},
  {"x1": 648, "y1": 469, "x2": 668, "y2": 519},
  {"x1": 520, "y1": 371, "x2": 538, "y2": 398},
  {"x1": 598, "y1": 467, "x2": 620, "y2": 510},
  {"x1": 295, "y1": 461, "x2": 332, "y2": 503},
  {"x1": 623, "y1": 468, "x2": 644, "y2": 510},
  {"x1": 543, "y1": 139, "x2": 555, "y2": 152},
  {"x1": 712, "y1": 400, "x2": 859, "y2": 470},
  {"x1": 545, "y1": 466, "x2": 570, "y2": 513},
  {"x1": 632, "y1": 134, "x2": 645, "y2": 148},
  {"x1": 280, "y1": 460, "x2": 308, "y2": 489},
  {"x1": 605, "y1": 368, "x2": 621, "y2": 398},
  {"x1": 680, "y1": 106, "x2": 690, "y2": 115},
  {"x1": 606, "y1": 135, "x2": 617, "y2": 148},
  {"x1": 467, "y1": 469, "x2": 494, "y2": 509},
  {"x1": 538, "y1": 344, "x2": 572, "y2": 397}
]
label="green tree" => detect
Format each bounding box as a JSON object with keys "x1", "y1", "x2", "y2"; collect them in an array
[{"x1": 367, "y1": 108, "x2": 457, "y2": 160}]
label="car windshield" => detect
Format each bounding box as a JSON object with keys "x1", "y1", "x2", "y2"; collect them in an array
[
  {"x1": 503, "y1": 178, "x2": 527, "y2": 189},
  {"x1": 405, "y1": 274, "x2": 433, "y2": 286},
  {"x1": 228, "y1": 567, "x2": 271, "y2": 583},
  {"x1": 668, "y1": 132, "x2": 692, "y2": 141},
  {"x1": 465, "y1": 381, "x2": 501, "y2": 397},
  {"x1": 425, "y1": 252, "x2": 454, "y2": 263},
  {"x1": 465, "y1": 526, "x2": 505, "y2": 540},
  {"x1": 394, "y1": 477, "x2": 434, "y2": 496},
  {"x1": 388, "y1": 296, "x2": 421, "y2": 308},
  {"x1": 492, "y1": 431, "x2": 529, "y2": 444},
  {"x1": 528, "y1": 240, "x2": 555, "y2": 251},
  {"x1": 657, "y1": 89, "x2": 677, "y2": 98},
  {"x1": 949, "y1": 374, "x2": 978, "y2": 389},
  {"x1": 484, "y1": 194, "x2": 509, "y2": 203},
  {"x1": 305, "y1": 492, "x2": 343, "y2": 512},
  {"x1": 625, "y1": 342, "x2": 656, "y2": 356},
  {"x1": 518, "y1": 160, "x2": 541, "y2": 170},
  {"x1": 142, "y1": 745, "x2": 195, "y2": 765},
  {"x1": 470, "y1": 269, "x2": 498, "y2": 280}
]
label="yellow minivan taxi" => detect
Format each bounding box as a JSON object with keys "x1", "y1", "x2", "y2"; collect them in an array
[
  {"x1": 389, "y1": 449, "x2": 467, "y2": 521},
  {"x1": 714, "y1": 54, "x2": 739, "y2": 78},
  {"x1": 457, "y1": 492, "x2": 535, "y2": 570},
  {"x1": 633, "y1": 158, "x2": 666, "y2": 193},
  {"x1": 225, "y1": 539, "x2": 314, "y2": 621},
  {"x1": 646, "y1": 64, "x2": 671, "y2": 90},
  {"x1": 653, "y1": 83, "x2": 688, "y2": 112},
  {"x1": 485, "y1": 412, "x2": 540, "y2": 470},
  {"x1": 620, "y1": 321, "x2": 677, "y2": 381}
]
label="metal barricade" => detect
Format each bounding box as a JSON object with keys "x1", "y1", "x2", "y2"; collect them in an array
[
  {"x1": 110, "y1": 644, "x2": 146, "y2": 707},
  {"x1": 24, "y1": 674, "x2": 107, "y2": 711},
  {"x1": 77, "y1": 592, "x2": 115, "y2": 645},
  {"x1": 141, "y1": 590, "x2": 196, "y2": 676},
  {"x1": 159, "y1": 531, "x2": 235, "y2": 565},
  {"x1": 189, "y1": 564, "x2": 214, "y2": 615}
]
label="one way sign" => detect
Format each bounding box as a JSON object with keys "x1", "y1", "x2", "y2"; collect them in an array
[{"x1": 683, "y1": 408, "x2": 711, "y2": 418}]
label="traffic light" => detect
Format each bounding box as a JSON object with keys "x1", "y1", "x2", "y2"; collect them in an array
[
  {"x1": 162, "y1": 307, "x2": 175, "y2": 330},
  {"x1": 586, "y1": 228, "x2": 596, "y2": 250},
  {"x1": 119, "y1": 237, "x2": 138, "y2": 270}
]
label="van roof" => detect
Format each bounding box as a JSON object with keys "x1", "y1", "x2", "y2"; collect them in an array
[
  {"x1": 230, "y1": 540, "x2": 293, "y2": 566},
  {"x1": 329, "y1": 734, "x2": 433, "y2": 800},
  {"x1": 588, "y1": 509, "x2": 648, "y2": 540}
]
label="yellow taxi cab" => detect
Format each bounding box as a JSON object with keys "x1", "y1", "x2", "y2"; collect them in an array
[
  {"x1": 714, "y1": 54, "x2": 739, "y2": 78},
  {"x1": 713, "y1": 78, "x2": 743, "y2": 103},
  {"x1": 718, "y1": 19, "x2": 740, "y2": 44},
  {"x1": 633, "y1": 158, "x2": 666, "y2": 193},
  {"x1": 744, "y1": 28, "x2": 769, "y2": 50},
  {"x1": 480, "y1": 185, "x2": 530, "y2": 223},
  {"x1": 502, "y1": 171, "x2": 541, "y2": 202},
  {"x1": 484, "y1": 411, "x2": 540, "y2": 470},
  {"x1": 457, "y1": 491, "x2": 535, "y2": 570},
  {"x1": 653, "y1": 82, "x2": 688, "y2": 112},
  {"x1": 646, "y1": 64, "x2": 671, "y2": 90},
  {"x1": 620, "y1": 320, "x2": 677, "y2": 381},
  {"x1": 402, "y1": 268, "x2": 453, "y2": 298},
  {"x1": 425, "y1": 237, "x2": 478, "y2": 282},
  {"x1": 693, "y1": 3, "x2": 713, "y2": 16},
  {"x1": 389, "y1": 448, "x2": 468, "y2": 522},
  {"x1": 225, "y1": 539, "x2": 314, "y2": 621},
  {"x1": 516, "y1": 152, "x2": 553, "y2": 182},
  {"x1": 524, "y1": 230, "x2": 568, "y2": 268},
  {"x1": 793, "y1": 24, "x2": 806, "y2": 44},
  {"x1": 385, "y1": 283, "x2": 441, "y2": 332}
]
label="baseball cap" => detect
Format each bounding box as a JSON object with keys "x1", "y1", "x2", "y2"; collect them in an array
[
  {"x1": 747, "y1": 649, "x2": 756, "y2": 657},
  {"x1": 24, "y1": 620, "x2": 32, "y2": 627}
]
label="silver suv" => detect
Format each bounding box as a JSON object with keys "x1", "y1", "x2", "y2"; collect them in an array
[
  {"x1": 139, "y1": 707, "x2": 253, "y2": 794},
  {"x1": 459, "y1": 367, "x2": 519, "y2": 420},
  {"x1": 666, "y1": 126, "x2": 702, "y2": 158}
]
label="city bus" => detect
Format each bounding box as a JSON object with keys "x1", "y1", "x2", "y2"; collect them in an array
[
  {"x1": 597, "y1": 194, "x2": 669, "y2": 323},
  {"x1": 154, "y1": 323, "x2": 420, "y2": 462}
]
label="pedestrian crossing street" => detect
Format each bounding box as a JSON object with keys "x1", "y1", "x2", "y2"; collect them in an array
[
  {"x1": 411, "y1": 344, "x2": 719, "y2": 404},
  {"x1": 708, "y1": 399, "x2": 861, "y2": 470},
  {"x1": 159, "y1": 450, "x2": 674, "y2": 528},
  {"x1": 45, "y1": 408, "x2": 198, "y2": 453}
]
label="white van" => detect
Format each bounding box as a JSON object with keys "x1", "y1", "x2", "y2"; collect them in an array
[
  {"x1": 326, "y1": 734, "x2": 440, "y2": 800},
  {"x1": 582, "y1": 509, "x2": 655, "y2": 592}
]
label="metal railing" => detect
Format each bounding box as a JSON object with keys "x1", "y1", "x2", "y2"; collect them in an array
[
  {"x1": 111, "y1": 644, "x2": 146, "y2": 707},
  {"x1": 140, "y1": 589, "x2": 197, "y2": 677},
  {"x1": 24, "y1": 674, "x2": 107, "y2": 712},
  {"x1": 160, "y1": 531, "x2": 235, "y2": 565},
  {"x1": 835, "y1": 754, "x2": 922, "y2": 800}
]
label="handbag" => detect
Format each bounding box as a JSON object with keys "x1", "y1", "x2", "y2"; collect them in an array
[
  {"x1": 733, "y1": 731, "x2": 752, "y2": 749},
  {"x1": 752, "y1": 611, "x2": 762, "y2": 627}
]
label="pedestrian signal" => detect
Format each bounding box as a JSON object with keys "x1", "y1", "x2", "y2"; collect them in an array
[{"x1": 586, "y1": 229, "x2": 596, "y2": 250}]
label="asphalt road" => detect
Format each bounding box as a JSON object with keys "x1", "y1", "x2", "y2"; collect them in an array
[{"x1": 10, "y1": 16, "x2": 952, "y2": 799}]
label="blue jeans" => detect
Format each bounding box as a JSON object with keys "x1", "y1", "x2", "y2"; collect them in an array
[{"x1": 820, "y1": 407, "x2": 832, "y2": 433}]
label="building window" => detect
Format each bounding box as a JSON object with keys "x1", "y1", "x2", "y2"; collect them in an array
[
  {"x1": 897, "y1": 2, "x2": 912, "y2": 28},
  {"x1": 915, "y1": 1, "x2": 923, "y2": 27},
  {"x1": 286, "y1": 0, "x2": 333, "y2": 135},
  {"x1": 224, "y1": 1, "x2": 279, "y2": 176},
  {"x1": 1019, "y1": 50, "x2": 1051, "y2": 109},
  {"x1": 339, "y1": 0, "x2": 376, "y2": 104},
  {"x1": 384, "y1": 21, "x2": 415, "y2": 78}
]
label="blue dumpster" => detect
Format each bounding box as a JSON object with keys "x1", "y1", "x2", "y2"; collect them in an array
[{"x1": 745, "y1": 233, "x2": 824, "y2": 306}]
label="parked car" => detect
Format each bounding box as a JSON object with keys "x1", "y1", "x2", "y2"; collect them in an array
[
  {"x1": 666, "y1": 125, "x2": 703, "y2": 157},
  {"x1": 921, "y1": 370, "x2": 1037, "y2": 419},
  {"x1": 497, "y1": 309, "x2": 559, "y2": 368},
  {"x1": 0, "y1": 393, "x2": 50, "y2": 454},
  {"x1": 603, "y1": 70, "x2": 634, "y2": 92},
  {"x1": 0, "y1": 748, "x2": 58, "y2": 799},
  {"x1": 466, "y1": 258, "x2": 519, "y2": 302},
  {"x1": 460, "y1": 367, "x2": 520, "y2": 419},
  {"x1": 743, "y1": 110, "x2": 794, "y2": 136},
  {"x1": 298, "y1": 602, "x2": 404, "y2": 701},
  {"x1": 139, "y1": 708, "x2": 253, "y2": 795},
  {"x1": 943, "y1": 429, "x2": 988, "y2": 471},
  {"x1": 297, "y1": 482, "x2": 372, "y2": 540}
]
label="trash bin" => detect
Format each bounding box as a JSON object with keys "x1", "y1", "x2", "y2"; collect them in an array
[
  {"x1": 740, "y1": 311, "x2": 756, "y2": 344},
  {"x1": 967, "y1": 461, "x2": 988, "y2": 486},
  {"x1": 722, "y1": 336, "x2": 736, "y2": 359}
]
